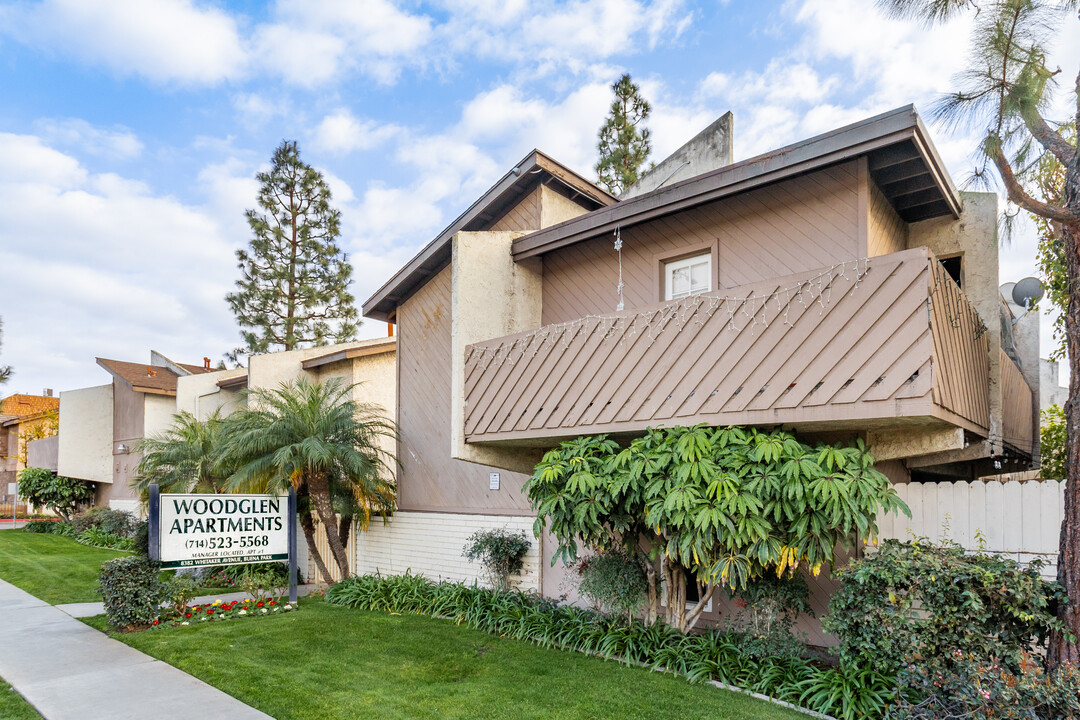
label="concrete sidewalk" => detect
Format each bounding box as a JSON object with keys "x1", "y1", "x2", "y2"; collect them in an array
[
  {"x1": 55, "y1": 584, "x2": 320, "y2": 618},
  {"x1": 0, "y1": 579, "x2": 274, "y2": 720}
]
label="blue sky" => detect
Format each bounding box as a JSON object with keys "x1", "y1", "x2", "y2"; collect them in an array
[{"x1": 1, "y1": 0, "x2": 1077, "y2": 396}]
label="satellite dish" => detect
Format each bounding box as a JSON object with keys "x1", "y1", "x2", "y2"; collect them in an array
[{"x1": 1011, "y1": 277, "x2": 1044, "y2": 308}]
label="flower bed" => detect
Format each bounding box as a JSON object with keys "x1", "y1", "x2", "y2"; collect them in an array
[{"x1": 157, "y1": 597, "x2": 297, "y2": 626}]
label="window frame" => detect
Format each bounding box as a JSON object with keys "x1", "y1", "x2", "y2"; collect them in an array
[{"x1": 663, "y1": 252, "x2": 713, "y2": 301}]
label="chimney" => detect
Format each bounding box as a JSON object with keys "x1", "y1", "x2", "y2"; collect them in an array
[
  {"x1": 43, "y1": 388, "x2": 53, "y2": 397},
  {"x1": 203, "y1": 357, "x2": 211, "y2": 370},
  {"x1": 147, "y1": 367, "x2": 157, "y2": 377}
]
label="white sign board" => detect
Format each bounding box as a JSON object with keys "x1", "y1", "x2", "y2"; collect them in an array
[
  {"x1": 489, "y1": 472, "x2": 500, "y2": 490},
  {"x1": 158, "y1": 494, "x2": 289, "y2": 569},
  {"x1": 7, "y1": 483, "x2": 16, "y2": 495}
]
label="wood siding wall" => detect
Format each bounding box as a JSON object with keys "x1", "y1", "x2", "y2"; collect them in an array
[
  {"x1": 1000, "y1": 348, "x2": 1035, "y2": 452},
  {"x1": 465, "y1": 248, "x2": 991, "y2": 443},
  {"x1": 867, "y1": 178, "x2": 908, "y2": 257},
  {"x1": 491, "y1": 186, "x2": 542, "y2": 231},
  {"x1": 398, "y1": 267, "x2": 533, "y2": 514},
  {"x1": 929, "y1": 260, "x2": 991, "y2": 430},
  {"x1": 540, "y1": 162, "x2": 862, "y2": 325}
]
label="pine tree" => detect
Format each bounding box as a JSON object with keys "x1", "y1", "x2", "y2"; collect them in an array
[
  {"x1": 595, "y1": 74, "x2": 652, "y2": 196},
  {"x1": 226, "y1": 141, "x2": 359, "y2": 362},
  {"x1": 0, "y1": 317, "x2": 11, "y2": 384},
  {"x1": 880, "y1": 0, "x2": 1080, "y2": 668}
]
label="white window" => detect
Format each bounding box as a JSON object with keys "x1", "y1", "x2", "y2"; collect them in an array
[{"x1": 664, "y1": 253, "x2": 711, "y2": 300}]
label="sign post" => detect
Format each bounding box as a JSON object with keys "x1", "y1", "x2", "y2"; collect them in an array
[
  {"x1": 148, "y1": 483, "x2": 160, "y2": 561},
  {"x1": 8, "y1": 482, "x2": 16, "y2": 526},
  {"x1": 288, "y1": 488, "x2": 297, "y2": 603}
]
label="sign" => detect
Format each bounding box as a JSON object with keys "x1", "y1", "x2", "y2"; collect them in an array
[
  {"x1": 157, "y1": 493, "x2": 289, "y2": 570},
  {"x1": 7, "y1": 483, "x2": 16, "y2": 495},
  {"x1": 489, "y1": 472, "x2": 500, "y2": 490}
]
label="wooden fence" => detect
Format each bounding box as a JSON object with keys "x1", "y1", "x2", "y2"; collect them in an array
[{"x1": 876, "y1": 480, "x2": 1065, "y2": 578}]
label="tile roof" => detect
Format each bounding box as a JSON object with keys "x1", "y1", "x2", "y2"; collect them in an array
[
  {"x1": 95, "y1": 358, "x2": 206, "y2": 395},
  {"x1": 0, "y1": 394, "x2": 60, "y2": 418}
]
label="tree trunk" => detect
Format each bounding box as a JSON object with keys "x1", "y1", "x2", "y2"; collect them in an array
[
  {"x1": 299, "y1": 512, "x2": 332, "y2": 586},
  {"x1": 1049, "y1": 215, "x2": 1080, "y2": 668},
  {"x1": 644, "y1": 561, "x2": 660, "y2": 626},
  {"x1": 685, "y1": 581, "x2": 715, "y2": 632},
  {"x1": 338, "y1": 516, "x2": 352, "y2": 551},
  {"x1": 306, "y1": 471, "x2": 351, "y2": 580}
]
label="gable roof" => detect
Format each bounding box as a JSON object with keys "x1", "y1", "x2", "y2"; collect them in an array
[
  {"x1": 513, "y1": 105, "x2": 961, "y2": 260},
  {"x1": 96, "y1": 358, "x2": 208, "y2": 396},
  {"x1": 0, "y1": 394, "x2": 59, "y2": 418},
  {"x1": 362, "y1": 149, "x2": 615, "y2": 323}
]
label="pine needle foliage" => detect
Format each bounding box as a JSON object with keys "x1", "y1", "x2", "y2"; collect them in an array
[
  {"x1": 595, "y1": 74, "x2": 652, "y2": 196},
  {"x1": 226, "y1": 140, "x2": 359, "y2": 363}
]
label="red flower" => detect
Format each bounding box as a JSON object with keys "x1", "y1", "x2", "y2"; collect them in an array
[
  {"x1": 268, "y1": 600, "x2": 276, "y2": 605},
  {"x1": 207, "y1": 609, "x2": 214, "y2": 614},
  {"x1": 256, "y1": 602, "x2": 264, "y2": 607},
  {"x1": 185, "y1": 613, "x2": 192, "y2": 618},
  {"x1": 152, "y1": 620, "x2": 159, "y2": 625}
]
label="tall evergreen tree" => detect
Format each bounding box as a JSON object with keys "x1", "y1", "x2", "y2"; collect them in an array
[
  {"x1": 0, "y1": 317, "x2": 11, "y2": 384},
  {"x1": 878, "y1": 0, "x2": 1080, "y2": 668},
  {"x1": 595, "y1": 74, "x2": 652, "y2": 196},
  {"x1": 226, "y1": 141, "x2": 359, "y2": 362}
]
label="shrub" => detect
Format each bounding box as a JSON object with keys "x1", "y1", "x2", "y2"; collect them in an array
[
  {"x1": 16, "y1": 467, "x2": 93, "y2": 521},
  {"x1": 197, "y1": 562, "x2": 299, "y2": 588},
  {"x1": 462, "y1": 528, "x2": 531, "y2": 591},
  {"x1": 71, "y1": 506, "x2": 137, "y2": 537},
  {"x1": 892, "y1": 652, "x2": 1080, "y2": 719},
  {"x1": 22, "y1": 519, "x2": 58, "y2": 533},
  {"x1": 243, "y1": 567, "x2": 287, "y2": 603},
  {"x1": 577, "y1": 550, "x2": 648, "y2": 620},
  {"x1": 133, "y1": 519, "x2": 149, "y2": 556},
  {"x1": 99, "y1": 555, "x2": 165, "y2": 629},
  {"x1": 53, "y1": 521, "x2": 75, "y2": 537},
  {"x1": 726, "y1": 573, "x2": 812, "y2": 660},
  {"x1": 77, "y1": 526, "x2": 136, "y2": 551},
  {"x1": 165, "y1": 573, "x2": 198, "y2": 611},
  {"x1": 1040, "y1": 405, "x2": 1066, "y2": 480},
  {"x1": 824, "y1": 538, "x2": 1063, "y2": 676},
  {"x1": 326, "y1": 573, "x2": 893, "y2": 720}
]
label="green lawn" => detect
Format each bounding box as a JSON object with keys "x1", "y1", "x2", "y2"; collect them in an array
[
  {"x1": 0, "y1": 531, "x2": 127, "y2": 603},
  {"x1": 84, "y1": 600, "x2": 805, "y2": 720},
  {"x1": 0, "y1": 679, "x2": 42, "y2": 720}
]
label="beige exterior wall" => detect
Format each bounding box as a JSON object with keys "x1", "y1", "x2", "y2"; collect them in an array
[
  {"x1": 176, "y1": 368, "x2": 246, "y2": 420},
  {"x1": 353, "y1": 511, "x2": 541, "y2": 591},
  {"x1": 58, "y1": 384, "x2": 113, "y2": 485}
]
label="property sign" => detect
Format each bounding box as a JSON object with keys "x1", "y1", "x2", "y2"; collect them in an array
[{"x1": 157, "y1": 493, "x2": 289, "y2": 569}]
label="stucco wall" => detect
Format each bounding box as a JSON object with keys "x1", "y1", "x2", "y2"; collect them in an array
[
  {"x1": 58, "y1": 384, "x2": 113, "y2": 484},
  {"x1": 27, "y1": 436, "x2": 58, "y2": 472},
  {"x1": 176, "y1": 368, "x2": 246, "y2": 420}
]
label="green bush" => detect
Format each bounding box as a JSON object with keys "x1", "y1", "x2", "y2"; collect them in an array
[
  {"x1": 164, "y1": 573, "x2": 198, "y2": 611},
  {"x1": 196, "y1": 562, "x2": 299, "y2": 588},
  {"x1": 892, "y1": 652, "x2": 1080, "y2": 719},
  {"x1": 726, "y1": 573, "x2": 812, "y2": 661},
  {"x1": 99, "y1": 555, "x2": 165, "y2": 629},
  {"x1": 577, "y1": 550, "x2": 648, "y2": 620},
  {"x1": 16, "y1": 467, "x2": 93, "y2": 521},
  {"x1": 326, "y1": 573, "x2": 893, "y2": 720},
  {"x1": 77, "y1": 526, "x2": 136, "y2": 551},
  {"x1": 824, "y1": 538, "x2": 1063, "y2": 676},
  {"x1": 22, "y1": 519, "x2": 58, "y2": 533},
  {"x1": 1040, "y1": 405, "x2": 1066, "y2": 480},
  {"x1": 462, "y1": 528, "x2": 531, "y2": 591},
  {"x1": 72, "y1": 506, "x2": 136, "y2": 537}
]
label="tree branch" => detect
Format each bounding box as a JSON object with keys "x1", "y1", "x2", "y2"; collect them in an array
[
  {"x1": 989, "y1": 144, "x2": 1080, "y2": 225},
  {"x1": 1019, "y1": 106, "x2": 1076, "y2": 166}
]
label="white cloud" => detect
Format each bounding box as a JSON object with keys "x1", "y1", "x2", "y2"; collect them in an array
[
  {"x1": 33, "y1": 119, "x2": 144, "y2": 160},
  {"x1": 1, "y1": 0, "x2": 247, "y2": 85},
  {"x1": 311, "y1": 111, "x2": 401, "y2": 154}
]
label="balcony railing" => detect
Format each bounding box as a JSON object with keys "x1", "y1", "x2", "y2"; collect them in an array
[{"x1": 464, "y1": 247, "x2": 989, "y2": 445}]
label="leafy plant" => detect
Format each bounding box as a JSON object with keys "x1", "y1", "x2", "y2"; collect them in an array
[
  {"x1": 824, "y1": 538, "x2": 1064, "y2": 676},
  {"x1": 527, "y1": 425, "x2": 908, "y2": 631},
  {"x1": 16, "y1": 467, "x2": 93, "y2": 521},
  {"x1": 197, "y1": 562, "x2": 299, "y2": 588},
  {"x1": 133, "y1": 409, "x2": 232, "y2": 496},
  {"x1": 1041, "y1": 404, "x2": 1066, "y2": 480},
  {"x1": 22, "y1": 519, "x2": 58, "y2": 533},
  {"x1": 165, "y1": 573, "x2": 198, "y2": 611},
  {"x1": 99, "y1": 555, "x2": 165, "y2": 629},
  {"x1": 77, "y1": 526, "x2": 136, "y2": 551},
  {"x1": 727, "y1": 573, "x2": 812, "y2": 660},
  {"x1": 243, "y1": 567, "x2": 287, "y2": 603},
  {"x1": 71, "y1": 506, "x2": 136, "y2": 537},
  {"x1": 893, "y1": 651, "x2": 1080, "y2": 719},
  {"x1": 462, "y1": 528, "x2": 531, "y2": 592},
  {"x1": 578, "y1": 550, "x2": 649, "y2": 621}
]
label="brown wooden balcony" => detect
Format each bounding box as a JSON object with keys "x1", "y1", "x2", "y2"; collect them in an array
[{"x1": 463, "y1": 247, "x2": 991, "y2": 446}]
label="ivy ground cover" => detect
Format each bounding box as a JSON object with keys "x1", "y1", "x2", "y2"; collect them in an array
[{"x1": 83, "y1": 599, "x2": 806, "y2": 720}]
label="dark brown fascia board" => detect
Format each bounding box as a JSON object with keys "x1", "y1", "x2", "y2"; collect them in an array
[
  {"x1": 130, "y1": 386, "x2": 177, "y2": 397},
  {"x1": 512, "y1": 105, "x2": 962, "y2": 260},
  {"x1": 361, "y1": 150, "x2": 615, "y2": 323},
  {"x1": 216, "y1": 374, "x2": 249, "y2": 389},
  {"x1": 301, "y1": 339, "x2": 397, "y2": 369}
]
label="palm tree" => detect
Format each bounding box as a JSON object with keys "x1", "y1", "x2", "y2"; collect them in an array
[
  {"x1": 133, "y1": 410, "x2": 231, "y2": 496},
  {"x1": 222, "y1": 377, "x2": 396, "y2": 580}
]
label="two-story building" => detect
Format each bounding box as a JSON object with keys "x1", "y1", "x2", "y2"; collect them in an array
[{"x1": 356, "y1": 106, "x2": 1040, "y2": 642}]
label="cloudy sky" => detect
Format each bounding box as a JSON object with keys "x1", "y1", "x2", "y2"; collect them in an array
[{"x1": 1, "y1": 0, "x2": 1077, "y2": 396}]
